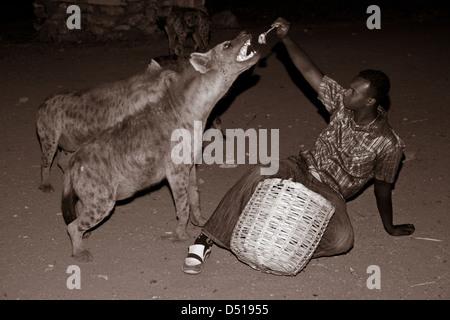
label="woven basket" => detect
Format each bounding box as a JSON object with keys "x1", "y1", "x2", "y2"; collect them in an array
[{"x1": 230, "y1": 178, "x2": 335, "y2": 276}]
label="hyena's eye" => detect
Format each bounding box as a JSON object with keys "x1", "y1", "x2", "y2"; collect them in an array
[{"x1": 223, "y1": 42, "x2": 231, "y2": 49}]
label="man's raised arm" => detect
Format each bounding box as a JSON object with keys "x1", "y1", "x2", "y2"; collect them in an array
[{"x1": 273, "y1": 17, "x2": 324, "y2": 93}]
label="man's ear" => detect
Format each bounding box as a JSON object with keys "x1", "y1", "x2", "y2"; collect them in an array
[
  {"x1": 367, "y1": 97, "x2": 377, "y2": 106},
  {"x1": 189, "y1": 51, "x2": 213, "y2": 74}
]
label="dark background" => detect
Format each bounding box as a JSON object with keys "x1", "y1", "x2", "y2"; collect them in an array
[{"x1": 1, "y1": 0, "x2": 449, "y2": 42}]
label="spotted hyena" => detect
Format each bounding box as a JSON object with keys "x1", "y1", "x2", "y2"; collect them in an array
[
  {"x1": 35, "y1": 60, "x2": 170, "y2": 194},
  {"x1": 157, "y1": 6, "x2": 210, "y2": 56},
  {"x1": 62, "y1": 32, "x2": 259, "y2": 261}
]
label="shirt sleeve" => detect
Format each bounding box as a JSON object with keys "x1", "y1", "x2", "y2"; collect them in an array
[
  {"x1": 374, "y1": 146, "x2": 404, "y2": 183},
  {"x1": 317, "y1": 75, "x2": 346, "y2": 114}
]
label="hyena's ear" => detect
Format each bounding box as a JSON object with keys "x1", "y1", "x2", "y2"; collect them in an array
[
  {"x1": 147, "y1": 59, "x2": 162, "y2": 72},
  {"x1": 189, "y1": 52, "x2": 213, "y2": 74},
  {"x1": 161, "y1": 70, "x2": 177, "y2": 87}
]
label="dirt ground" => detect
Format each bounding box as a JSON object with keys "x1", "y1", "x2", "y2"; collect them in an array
[{"x1": 0, "y1": 6, "x2": 449, "y2": 302}]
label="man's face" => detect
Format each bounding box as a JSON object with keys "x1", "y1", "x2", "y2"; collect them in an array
[{"x1": 343, "y1": 76, "x2": 374, "y2": 111}]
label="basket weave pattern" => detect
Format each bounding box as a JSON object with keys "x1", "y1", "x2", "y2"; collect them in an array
[{"x1": 230, "y1": 178, "x2": 335, "y2": 276}]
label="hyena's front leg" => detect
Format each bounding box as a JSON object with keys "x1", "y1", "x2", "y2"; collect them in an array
[
  {"x1": 188, "y1": 166, "x2": 207, "y2": 226},
  {"x1": 175, "y1": 31, "x2": 187, "y2": 57},
  {"x1": 165, "y1": 25, "x2": 177, "y2": 55},
  {"x1": 166, "y1": 166, "x2": 191, "y2": 240}
]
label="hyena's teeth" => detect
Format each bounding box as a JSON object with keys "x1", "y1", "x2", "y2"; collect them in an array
[{"x1": 237, "y1": 40, "x2": 254, "y2": 62}]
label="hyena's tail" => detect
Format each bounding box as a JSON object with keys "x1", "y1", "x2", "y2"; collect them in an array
[{"x1": 61, "y1": 176, "x2": 78, "y2": 225}]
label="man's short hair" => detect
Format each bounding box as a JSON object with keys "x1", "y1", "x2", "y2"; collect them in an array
[{"x1": 358, "y1": 69, "x2": 390, "y2": 101}]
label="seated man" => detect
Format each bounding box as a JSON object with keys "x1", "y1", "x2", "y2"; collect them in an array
[{"x1": 183, "y1": 17, "x2": 415, "y2": 275}]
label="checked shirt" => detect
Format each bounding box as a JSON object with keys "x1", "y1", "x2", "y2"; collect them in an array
[{"x1": 302, "y1": 75, "x2": 405, "y2": 200}]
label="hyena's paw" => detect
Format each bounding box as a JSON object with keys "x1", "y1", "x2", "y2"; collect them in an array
[
  {"x1": 190, "y1": 215, "x2": 208, "y2": 227},
  {"x1": 72, "y1": 249, "x2": 93, "y2": 262},
  {"x1": 168, "y1": 228, "x2": 190, "y2": 242},
  {"x1": 39, "y1": 184, "x2": 54, "y2": 194},
  {"x1": 174, "y1": 233, "x2": 190, "y2": 242}
]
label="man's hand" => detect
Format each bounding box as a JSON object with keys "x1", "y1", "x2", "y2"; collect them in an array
[
  {"x1": 385, "y1": 224, "x2": 415, "y2": 236},
  {"x1": 374, "y1": 179, "x2": 415, "y2": 237},
  {"x1": 272, "y1": 17, "x2": 290, "y2": 39}
]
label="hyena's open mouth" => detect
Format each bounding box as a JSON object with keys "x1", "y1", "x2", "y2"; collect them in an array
[{"x1": 237, "y1": 39, "x2": 257, "y2": 62}]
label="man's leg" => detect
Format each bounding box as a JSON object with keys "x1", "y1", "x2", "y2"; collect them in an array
[
  {"x1": 312, "y1": 193, "x2": 354, "y2": 258},
  {"x1": 183, "y1": 156, "x2": 355, "y2": 273},
  {"x1": 183, "y1": 159, "x2": 302, "y2": 274},
  {"x1": 202, "y1": 158, "x2": 311, "y2": 249}
]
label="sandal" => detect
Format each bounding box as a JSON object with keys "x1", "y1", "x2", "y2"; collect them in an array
[{"x1": 182, "y1": 244, "x2": 212, "y2": 275}]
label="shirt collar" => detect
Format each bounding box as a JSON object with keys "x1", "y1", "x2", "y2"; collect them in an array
[{"x1": 348, "y1": 106, "x2": 387, "y2": 134}]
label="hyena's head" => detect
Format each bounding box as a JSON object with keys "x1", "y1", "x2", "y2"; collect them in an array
[
  {"x1": 188, "y1": 31, "x2": 260, "y2": 84},
  {"x1": 184, "y1": 10, "x2": 199, "y2": 28}
]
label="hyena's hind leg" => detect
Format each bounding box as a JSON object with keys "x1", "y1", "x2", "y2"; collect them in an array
[
  {"x1": 64, "y1": 186, "x2": 116, "y2": 262},
  {"x1": 36, "y1": 124, "x2": 61, "y2": 193},
  {"x1": 67, "y1": 198, "x2": 115, "y2": 262},
  {"x1": 67, "y1": 217, "x2": 94, "y2": 262},
  {"x1": 56, "y1": 150, "x2": 72, "y2": 173}
]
